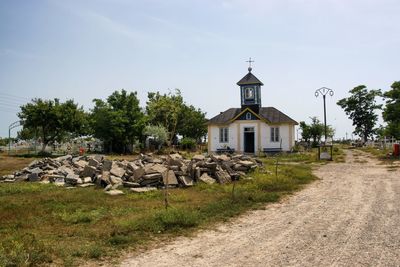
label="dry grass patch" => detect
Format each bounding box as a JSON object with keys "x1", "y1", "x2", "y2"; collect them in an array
[
  {"x1": 0, "y1": 153, "x2": 36, "y2": 176},
  {"x1": 105, "y1": 154, "x2": 139, "y2": 161}
]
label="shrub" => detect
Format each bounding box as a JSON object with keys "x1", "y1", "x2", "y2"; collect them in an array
[
  {"x1": 180, "y1": 137, "x2": 196, "y2": 150},
  {"x1": 37, "y1": 150, "x2": 52, "y2": 157},
  {"x1": 143, "y1": 125, "x2": 168, "y2": 150}
]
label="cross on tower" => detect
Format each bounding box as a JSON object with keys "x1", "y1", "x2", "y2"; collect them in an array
[{"x1": 246, "y1": 57, "x2": 254, "y2": 72}]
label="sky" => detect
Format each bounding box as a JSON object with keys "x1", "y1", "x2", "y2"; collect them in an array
[{"x1": 1, "y1": 0, "x2": 399, "y2": 139}]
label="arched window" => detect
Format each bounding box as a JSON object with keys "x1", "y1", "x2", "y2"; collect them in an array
[{"x1": 246, "y1": 112, "x2": 251, "y2": 120}]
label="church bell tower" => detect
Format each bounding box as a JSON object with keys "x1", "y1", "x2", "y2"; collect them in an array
[{"x1": 236, "y1": 58, "x2": 263, "y2": 114}]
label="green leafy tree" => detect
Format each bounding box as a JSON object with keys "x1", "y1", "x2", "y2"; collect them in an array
[
  {"x1": 300, "y1": 117, "x2": 334, "y2": 147},
  {"x1": 382, "y1": 81, "x2": 400, "y2": 139},
  {"x1": 337, "y1": 85, "x2": 382, "y2": 143},
  {"x1": 146, "y1": 89, "x2": 207, "y2": 145},
  {"x1": 18, "y1": 98, "x2": 87, "y2": 152},
  {"x1": 143, "y1": 125, "x2": 168, "y2": 149},
  {"x1": 17, "y1": 127, "x2": 37, "y2": 141},
  {"x1": 177, "y1": 104, "x2": 207, "y2": 142},
  {"x1": 375, "y1": 125, "x2": 386, "y2": 139},
  {"x1": 146, "y1": 90, "x2": 183, "y2": 145},
  {"x1": 0, "y1": 137, "x2": 16, "y2": 147},
  {"x1": 299, "y1": 121, "x2": 311, "y2": 143},
  {"x1": 91, "y1": 90, "x2": 145, "y2": 153}
]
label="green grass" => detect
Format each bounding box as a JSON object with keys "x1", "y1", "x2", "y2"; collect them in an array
[
  {"x1": 357, "y1": 146, "x2": 400, "y2": 162},
  {"x1": 260, "y1": 145, "x2": 345, "y2": 165},
  {"x1": 0, "y1": 154, "x2": 318, "y2": 266}
]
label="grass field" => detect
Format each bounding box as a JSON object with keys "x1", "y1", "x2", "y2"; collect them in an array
[
  {"x1": 357, "y1": 146, "x2": 400, "y2": 162},
  {"x1": 0, "y1": 153, "x2": 37, "y2": 177},
  {"x1": 261, "y1": 145, "x2": 345, "y2": 164},
  {"x1": 0, "y1": 152, "x2": 321, "y2": 266}
]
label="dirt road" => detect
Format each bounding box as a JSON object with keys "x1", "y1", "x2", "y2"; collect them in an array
[{"x1": 120, "y1": 150, "x2": 400, "y2": 267}]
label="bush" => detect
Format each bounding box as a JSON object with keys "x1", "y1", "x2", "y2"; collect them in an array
[
  {"x1": 143, "y1": 125, "x2": 168, "y2": 150},
  {"x1": 37, "y1": 151, "x2": 53, "y2": 157},
  {"x1": 180, "y1": 137, "x2": 196, "y2": 150}
]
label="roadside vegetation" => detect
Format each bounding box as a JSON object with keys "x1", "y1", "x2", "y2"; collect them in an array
[
  {"x1": 356, "y1": 146, "x2": 400, "y2": 163},
  {"x1": 0, "y1": 151, "x2": 320, "y2": 266}
]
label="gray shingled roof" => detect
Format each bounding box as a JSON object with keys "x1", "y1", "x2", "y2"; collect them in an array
[
  {"x1": 207, "y1": 107, "x2": 298, "y2": 125},
  {"x1": 237, "y1": 72, "x2": 264, "y2": 86},
  {"x1": 259, "y1": 107, "x2": 298, "y2": 124},
  {"x1": 207, "y1": 108, "x2": 241, "y2": 124}
]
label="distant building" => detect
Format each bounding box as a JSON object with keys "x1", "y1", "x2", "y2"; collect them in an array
[{"x1": 207, "y1": 65, "x2": 297, "y2": 154}]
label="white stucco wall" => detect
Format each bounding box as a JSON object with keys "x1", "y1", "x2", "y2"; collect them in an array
[
  {"x1": 209, "y1": 122, "x2": 295, "y2": 154},
  {"x1": 209, "y1": 124, "x2": 237, "y2": 152},
  {"x1": 260, "y1": 124, "x2": 292, "y2": 151}
]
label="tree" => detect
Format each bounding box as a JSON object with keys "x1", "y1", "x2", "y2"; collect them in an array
[
  {"x1": 143, "y1": 125, "x2": 168, "y2": 150},
  {"x1": 90, "y1": 90, "x2": 145, "y2": 153},
  {"x1": 146, "y1": 89, "x2": 207, "y2": 145},
  {"x1": 0, "y1": 137, "x2": 16, "y2": 147},
  {"x1": 177, "y1": 104, "x2": 207, "y2": 142},
  {"x1": 299, "y1": 117, "x2": 334, "y2": 147},
  {"x1": 146, "y1": 90, "x2": 183, "y2": 145},
  {"x1": 375, "y1": 125, "x2": 386, "y2": 139},
  {"x1": 382, "y1": 81, "x2": 400, "y2": 139},
  {"x1": 337, "y1": 85, "x2": 382, "y2": 143},
  {"x1": 18, "y1": 98, "x2": 86, "y2": 152}
]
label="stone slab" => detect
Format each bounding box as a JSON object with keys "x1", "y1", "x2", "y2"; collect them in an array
[
  {"x1": 199, "y1": 173, "x2": 216, "y2": 184},
  {"x1": 130, "y1": 187, "x2": 158, "y2": 193}
]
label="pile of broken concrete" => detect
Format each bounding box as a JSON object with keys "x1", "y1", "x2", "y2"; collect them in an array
[{"x1": 0, "y1": 153, "x2": 262, "y2": 195}]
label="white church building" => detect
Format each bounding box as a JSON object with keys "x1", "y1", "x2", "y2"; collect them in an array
[{"x1": 207, "y1": 65, "x2": 298, "y2": 154}]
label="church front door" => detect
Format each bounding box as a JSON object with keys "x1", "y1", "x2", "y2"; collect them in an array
[{"x1": 244, "y1": 127, "x2": 255, "y2": 153}]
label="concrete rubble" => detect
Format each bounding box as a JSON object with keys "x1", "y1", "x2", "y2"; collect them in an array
[{"x1": 0, "y1": 153, "x2": 262, "y2": 194}]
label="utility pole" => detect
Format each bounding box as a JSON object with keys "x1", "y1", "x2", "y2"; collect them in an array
[{"x1": 315, "y1": 87, "x2": 334, "y2": 145}]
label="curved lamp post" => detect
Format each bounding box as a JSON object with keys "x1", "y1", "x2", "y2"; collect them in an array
[{"x1": 315, "y1": 87, "x2": 334, "y2": 145}]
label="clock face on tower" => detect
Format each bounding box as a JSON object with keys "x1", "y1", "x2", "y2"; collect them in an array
[{"x1": 245, "y1": 87, "x2": 254, "y2": 99}]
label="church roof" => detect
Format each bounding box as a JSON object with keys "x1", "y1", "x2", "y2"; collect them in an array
[
  {"x1": 236, "y1": 72, "x2": 264, "y2": 86},
  {"x1": 208, "y1": 108, "x2": 242, "y2": 124},
  {"x1": 207, "y1": 107, "x2": 298, "y2": 125}
]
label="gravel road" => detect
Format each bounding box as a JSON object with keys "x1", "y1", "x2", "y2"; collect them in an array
[{"x1": 120, "y1": 150, "x2": 400, "y2": 267}]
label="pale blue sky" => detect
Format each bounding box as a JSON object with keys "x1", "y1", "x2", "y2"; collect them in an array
[{"x1": 1, "y1": 0, "x2": 399, "y2": 139}]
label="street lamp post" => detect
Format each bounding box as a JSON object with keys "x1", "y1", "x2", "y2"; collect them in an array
[{"x1": 315, "y1": 87, "x2": 334, "y2": 145}]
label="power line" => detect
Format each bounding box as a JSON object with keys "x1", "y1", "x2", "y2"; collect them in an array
[
  {"x1": 0, "y1": 102, "x2": 22, "y2": 109},
  {"x1": 0, "y1": 108, "x2": 18, "y2": 114},
  {"x1": 0, "y1": 96, "x2": 27, "y2": 105},
  {"x1": 0, "y1": 92, "x2": 31, "y2": 101},
  {"x1": 0, "y1": 104, "x2": 23, "y2": 111},
  {"x1": 0, "y1": 107, "x2": 19, "y2": 112},
  {"x1": 0, "y1": 100, "x2": 25, "y2": 107}
]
